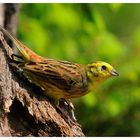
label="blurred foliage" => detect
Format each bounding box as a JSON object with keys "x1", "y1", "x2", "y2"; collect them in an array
[{"x1": 18, "y1": 4, "x2": 140, "y2": 136}]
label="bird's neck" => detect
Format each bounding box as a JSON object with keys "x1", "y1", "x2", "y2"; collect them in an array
[
  {"x1": 86, "y1": 72, "x2": 106, "y2": 91},
  {"x1": 88, "y1": 77, "x2": 102, "y2": 90}
]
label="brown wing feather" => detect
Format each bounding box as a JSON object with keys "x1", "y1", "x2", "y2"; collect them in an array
[{"x1": 21, "y1": 60, "x2": 87, "y2": 92}]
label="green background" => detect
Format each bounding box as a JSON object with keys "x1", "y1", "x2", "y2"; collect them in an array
[{"x1": 18, "y1": 4, "x2": 140, "y2": 136}]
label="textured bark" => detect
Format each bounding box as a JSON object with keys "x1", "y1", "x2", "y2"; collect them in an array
[
  {"x1": 4, "y1": 3, "x2": 20, "y2": 36},
  {"x1": 0, "y1": 4, "x2": 84, "y2": 137}
]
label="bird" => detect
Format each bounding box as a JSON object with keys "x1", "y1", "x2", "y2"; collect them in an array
[{"x1": 0, "y1": 26, "x2": 119, "y2": 121}]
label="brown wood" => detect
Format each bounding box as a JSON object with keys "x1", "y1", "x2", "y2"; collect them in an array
[{"x1": 0, "y1": 4, "x2": 84, "y2": 137}]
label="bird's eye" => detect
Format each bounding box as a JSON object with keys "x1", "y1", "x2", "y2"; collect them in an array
[{"x1": 101, "y1": 65, "x2": 107, "y2": 71}]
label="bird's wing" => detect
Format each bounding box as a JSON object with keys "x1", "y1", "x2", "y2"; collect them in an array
[{"x1": 21, "y1": 60, "x2": 87, "y2": 92}]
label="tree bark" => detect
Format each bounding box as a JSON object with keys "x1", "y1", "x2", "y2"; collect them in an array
[{"x1": 0, "y1": 4, "x2": 84, "y2": 136}]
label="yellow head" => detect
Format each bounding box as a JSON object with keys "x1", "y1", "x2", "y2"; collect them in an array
[{"x1": 87, "y1": 61, "x2": 119, "y2": 87}]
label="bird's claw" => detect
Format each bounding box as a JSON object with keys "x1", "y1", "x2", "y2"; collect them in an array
[{"x1": 55, "y1": 99, "x2": 78, "y2": 127}]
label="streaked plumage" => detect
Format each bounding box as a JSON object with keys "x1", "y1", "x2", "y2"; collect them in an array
[{"x1": 0, "y1": 26, "x2": 119, "y2": 105}]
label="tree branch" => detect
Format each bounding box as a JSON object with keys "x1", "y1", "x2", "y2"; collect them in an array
[{"x1": 0, "y1": 25, "x2": 84, "y2": 137}]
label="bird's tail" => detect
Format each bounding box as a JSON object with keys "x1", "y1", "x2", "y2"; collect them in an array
[{"x1": 0, "y1": 25, "x2": 42, "y2": 62}]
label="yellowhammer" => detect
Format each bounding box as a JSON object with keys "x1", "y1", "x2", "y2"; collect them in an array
[{"x1": 0, "y1": 26, "x2": 119, "y2": 122}]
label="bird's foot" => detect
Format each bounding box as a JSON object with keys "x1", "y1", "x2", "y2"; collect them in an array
[{"x1": 56, "y1": 99, "x2": 81, "y2": 127}]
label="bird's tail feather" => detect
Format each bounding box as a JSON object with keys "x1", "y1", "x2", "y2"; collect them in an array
[{"x1": 0, "y1": 25, "x2": 41, "y2": 62}]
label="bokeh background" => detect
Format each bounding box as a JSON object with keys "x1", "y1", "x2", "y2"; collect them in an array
[{"x1": 18, "y1": 4, "x2": 140, "y2": 136}]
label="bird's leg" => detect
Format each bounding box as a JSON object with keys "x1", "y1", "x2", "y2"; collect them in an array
[
  {"x1": 10, "y1": 54, "x2": 24, "y2": 64},
  {"x1": 54, "y1": 99, "x2": 69, "y2": 118},
  {"x1": 61, "y1": 99, "x2": 77, "y2": 122},
  {"x1": 12, "y1": 54, "x2": 23, "y2": 60},
  {"x1": 54, "y1": 99, "x2": 70, "y2": 122},
  {"x1": 54, "y1": 99, "x2": 77, "y2": 126}
]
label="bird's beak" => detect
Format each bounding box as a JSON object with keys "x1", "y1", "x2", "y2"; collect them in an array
[{"x1": 110, "y1": 69, "x2": 119, "y2": 76}]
